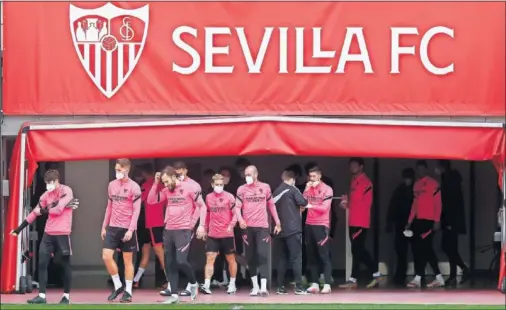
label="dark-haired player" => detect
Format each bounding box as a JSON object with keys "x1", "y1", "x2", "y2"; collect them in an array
[
  {"x1": 148, "y1": 166, "x2": 207, "y2": 304},
  {"x1": 11, "y1": 169, "x2": 75, "y2": 304}
]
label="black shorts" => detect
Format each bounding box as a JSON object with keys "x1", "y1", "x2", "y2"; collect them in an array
[
  {"x1": 206, "y1": 237, "x2": 235, "y2": 254},
  {"x1": 40, "y1": 233, "x2": 72, "y2": 256},
  {"x1": 103, "y1": 226, "x2": 138, "y2": 253},
  {"x1": 138, "y1": 226, "x2": 164, "y2": 247}
]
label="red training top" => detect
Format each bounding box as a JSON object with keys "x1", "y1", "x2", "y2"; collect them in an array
[
  {"x1": 408, "y1": 176, "x2": 442, "y2": 224},
  {"x1": 348, "y1": 173, "x2": 373, "y2": 228},
  {"x1": 142, "y1": 177, "x2": 165, "y2": 228}
]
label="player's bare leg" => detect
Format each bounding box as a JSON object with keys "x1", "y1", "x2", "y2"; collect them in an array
[
  {"x1": 200, "y1": 252, "x2": 218, "y2": 294},
  {"x1": 133, "y1": 244, "x2": 151, "y2": 288},
  {"x1": 120, "y1": 252, "x2": 135, "y2": 303},
  {"x1": 103, "y1": 249, "x2": 123, "y2": 301},
  {"x1": 225, "y1": 254, "x2": 238, "y2": 294}
]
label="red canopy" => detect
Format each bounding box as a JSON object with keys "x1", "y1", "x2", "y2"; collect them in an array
[{"x1": 1, "y1": 116, "x2": 504, "y2": 292}]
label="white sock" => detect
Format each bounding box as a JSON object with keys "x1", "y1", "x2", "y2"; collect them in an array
[
  {"x1": 251, "y1": 276, "x2": 259, "y2": 289},
  {"x1": 38, "y1": 293, "x2": 46, "y2": 298},
  {"x1": 223, "y1": 270, "x2": 229, "y2": 282},
  {"x1": 111, "y1": 274, "x2": 122, "y2": 290},
  {"x1": 63, "y1": 293, "x2": 69, "y2": 299},
  {"x1": 349, "y1": 277, "x2": 357, "y2": 283},
  {"x1": 319, "y1": 273, "x2": 324, "y2": 280},
  {"x1": 323, "y1": 284, "x2": 331, "y2": 290},
  {"x1": 229, "y1": 277, "x2": 236, "y2": 286},
  {"x1": 373, "y1": 271, "x2": 382, "y2": 277},
  {"x1": 133, "y1": 267, "x2": 145, "y2": 282},
  {"x1": 260, "y1": 278, "x2": 267, "y2": 291},
  {"x1": 125, "y1": 280, "x2": 133, "y2": 294},
  {"x1": 186, "y1": 283, "x2": 192, "y2": 290},
  {"x1": 436, "y1": 274, "x2": 444, "y2": 283},
  {"x1": 414, "y1": 275, "x2": 421, "y2": 282},
  {"x1": 204, "y1": 279, "x2": 211, "y2": 288}
]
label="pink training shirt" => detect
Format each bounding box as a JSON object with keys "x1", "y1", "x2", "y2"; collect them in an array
[
  {"x1": 142, "y1": 177, "x2": 165, "y2": 228},
  {"x1": 147, "y1": 181, "x2": 207, "y2": 230},
  {"x1": 26, "y1": 184, "x2": 74, "y2": 235},
  {"x1": 206, "y1": 191, "x2": 237, "y2": 238},
  {"x1": 102, "y1": 179, "x2": 142, "y2": 231},
  {"x1": 235, "y1": 181, "x2": 280, "y2": 229},
  {"x1": 303, "y1": 182, "x2": 333, "y2": 228}
]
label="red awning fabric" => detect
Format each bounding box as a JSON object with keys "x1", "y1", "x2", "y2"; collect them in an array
[{"x1": 1, "y1": 116, "x2": 505, "y2": 292}]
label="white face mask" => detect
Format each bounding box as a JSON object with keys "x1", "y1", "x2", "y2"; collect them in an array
[
  {"x1": 115, "y1": 172, "x2": 125, "y2": 180},
  {"x1": 245, "y1": 176, "x2": 254, "y2": 185},
  {"x1": 178, "y1": 175, "x2": 185, "y2": 181},
  {"x1": 46, "y1": 183, "x2": 56, "y2": 192},
  {"x1": 214, "y1": 185, "x2": 224, "y2": 194}
]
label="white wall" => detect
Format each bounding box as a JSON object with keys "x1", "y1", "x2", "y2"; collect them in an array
[{"x1": 62, "y1": 157, "x2": 500, "y2": 277}]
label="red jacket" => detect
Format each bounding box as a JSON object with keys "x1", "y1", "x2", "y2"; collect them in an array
[
  {"x1": 408, "y1": 176, "x2": 442, "y2": 223},
  {"x1": 348, "y1": 173, "x2": 373, "y2": 228}
]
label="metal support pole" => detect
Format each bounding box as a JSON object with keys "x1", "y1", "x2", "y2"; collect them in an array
[{"x1": 15, "y1": 132, "x2": 27, "y2": 291}]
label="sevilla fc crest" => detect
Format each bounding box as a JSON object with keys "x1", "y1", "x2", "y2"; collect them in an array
[{"x1": 69, "y1": 3, "x2": 149, "y2": 98}]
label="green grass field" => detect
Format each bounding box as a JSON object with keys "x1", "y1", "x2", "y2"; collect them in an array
[{"x1": 1, "y1": 304, "x2": 504, "y2": 310}]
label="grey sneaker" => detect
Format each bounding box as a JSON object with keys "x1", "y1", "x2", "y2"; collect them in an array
[
  {"x1": 162, "y1": 295, "x2": 180, "y2": 304},
  {"x1": 190, "y1": 283, "x2": 199, "y2": 301}
]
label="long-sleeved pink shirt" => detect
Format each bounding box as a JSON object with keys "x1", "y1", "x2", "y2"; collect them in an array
[
  {"x1": 235, "y1": 181, "x2": 280, "y2": 229},
  {"x1": 348, "y1": 173, "x2": 373, "y2": 228},
  {"x1": 142, "y1": 177, "x2": 165, "y2": 228},
  {"x1": 206, "y1": 191, "x2": 237, "y2": 238},
  {"x1": 408, "y1": 176, "x2": 442, "y2": 224},
  {"x1": 26, "y1": 184, "x2": 74, "y2": 235},
  {"x1": 102, "y1": 179, "x2": 142, "y2": 231},
  {"x1": 303, "y1": 182, "x2": 333, "y2": 228},
  {"x1": 147, "y1": 181, "x2": 207, "y2": 230}
]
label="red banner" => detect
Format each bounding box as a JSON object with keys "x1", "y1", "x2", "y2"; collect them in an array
[{"x1": 3, "y1": 2, "x2": 505, "y2": 116}]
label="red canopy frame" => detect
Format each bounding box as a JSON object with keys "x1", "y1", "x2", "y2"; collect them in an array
[{"x1": 1, "y1": 116, "x2": 505, "y2": 293}]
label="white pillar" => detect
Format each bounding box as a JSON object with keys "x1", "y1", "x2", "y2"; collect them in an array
[
  {"x1": 345, "y1": 209, "x2": 352, "y2": 280},
  {"x1": 15, "y1": 133, "x2": 27, "y2": 291}
]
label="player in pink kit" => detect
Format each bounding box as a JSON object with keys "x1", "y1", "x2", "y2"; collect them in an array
[
  {"x1": 132, "y1": 164, "x2": 168, "y2": 289},
  {"x1": 10, "y1": 170, "x2": 75, "y2": 304},
  {"x1": 235, "y1": 165, "x2": 281, "y2": 297},
  {"x1": 101, "y1": 159, "x2": 142, "y2": 303},
  {"x1": 200, "y1": 174, "x2": 238, "y2": 295},
  {"x1": 303, "y1": 166, "x2": 333, "y2": 294},
  {"x1": 173, "y1": 161, "x2": 205, "y2": 297},
  {"x1": 147, "y1": 166, "x2": 207, "y2": 304}
]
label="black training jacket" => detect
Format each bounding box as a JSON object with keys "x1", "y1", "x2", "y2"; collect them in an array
[{"x1": 273, "y1": 182, "x2": 308, "y2": 237}]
